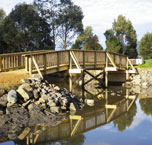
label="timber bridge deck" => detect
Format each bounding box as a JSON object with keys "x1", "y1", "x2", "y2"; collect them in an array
[{"x1": 0, "y1": 50, "x2": 135, "y2": 87}]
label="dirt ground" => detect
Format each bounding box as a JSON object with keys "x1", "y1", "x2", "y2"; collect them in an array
[{"x1": 0, "y1": 69, "x2": 31, "y2": 88}]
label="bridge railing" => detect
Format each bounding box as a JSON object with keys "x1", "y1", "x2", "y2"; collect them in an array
[
  {"x1": 0, "y1": 50, "x2": 53, "y2": 72},
  {"x1": 0, "y1": 49, "x2": 129, "y2": 73}
]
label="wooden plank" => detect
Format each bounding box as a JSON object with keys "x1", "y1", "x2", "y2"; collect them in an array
[
  {"x1": 0, "y1": 56, "x2": 2, "y2": 71},
  {"x1": 69, "y1": 69, "x2": 81, "y2": 74},
  {"x1": 29, "y1": 56, "x2": 32, "y2": 75},
  {"x1": 105, "y1": 104, "x2": 117, "y2": 109},
  {"x1": 70, "y1": 51, "x2": 81, "y2": 69},
  {"x1": 32, "y1": 56, "x2": 43, "y2": 79},
  {"x1": 106, "y1": 52, "x2": 117, "y2": 68},
  {"x1": 83, "y1": 51, "x2": 85, "y2": 69},
  {"x1": 94, "y1": 51, "x2": 97, "y2": 68},
  {"x1": 43, "y1": 54, "x2": 46, "y2": 75},
  {"x1": 105, "y1": 67, "x2": 117, "y2": 71}
]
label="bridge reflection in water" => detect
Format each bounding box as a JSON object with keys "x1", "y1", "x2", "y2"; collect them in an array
[{"x1": 16, "y1": 88, "x2": 137, "y2": 145}]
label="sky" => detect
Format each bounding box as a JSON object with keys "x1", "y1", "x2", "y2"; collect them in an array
[{"x1": 0, "y1": 0, "x2": 152, "y2": 49}]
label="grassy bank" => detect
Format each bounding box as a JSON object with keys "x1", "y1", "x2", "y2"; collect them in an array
[{"x1": 135, "y1": 59, "x2": 152, "y2": 68}]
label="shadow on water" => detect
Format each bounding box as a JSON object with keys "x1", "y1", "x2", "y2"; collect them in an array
[{"x1": 1, "y1": 74, "x2": 152, "y2": 145}]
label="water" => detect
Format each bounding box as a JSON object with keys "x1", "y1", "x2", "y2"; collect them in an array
[{"x1": 1, "y1": 79, "x2": 152, "y2": 145}]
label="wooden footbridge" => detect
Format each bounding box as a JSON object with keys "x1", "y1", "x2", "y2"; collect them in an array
[{"x1": 0, "y1": 50, "x2": 135, "y2": 87}]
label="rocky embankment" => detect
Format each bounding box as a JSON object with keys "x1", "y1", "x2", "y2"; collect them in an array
[
  {"x1": 125, "y1": 69, "x2": 152, "y2": 88},
  {"x1": 0, "y1": 78, "x2": 84, "y2": 139},
  {"x1": 123, "y1": 69, "x2": 152, "y2": 98}
]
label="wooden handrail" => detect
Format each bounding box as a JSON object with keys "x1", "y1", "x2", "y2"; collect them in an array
[{"x1": 0, "y1": 49, "x2": 131, "y2": 73}]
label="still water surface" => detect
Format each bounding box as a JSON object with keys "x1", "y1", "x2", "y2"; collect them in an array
[{"x1": 0, "y1": 82, "x2": 152, "y2": 145}]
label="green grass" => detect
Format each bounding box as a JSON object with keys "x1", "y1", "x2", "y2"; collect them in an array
[{"x1": 135, "y1": 59, "x2": 152, "y2": 68}]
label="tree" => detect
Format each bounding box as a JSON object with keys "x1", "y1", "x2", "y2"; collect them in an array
[
  {"x1": 34, "y1": 0, "x2": 59, "y2": 48},
  {"x1": 0, "y1": 3, "x2": 54, "y2": 53},
  {"x1": 0, "y1": 9, "x2": 6, "y2": 53},
  {"x1": 104, "y1": 15, "x2": 138, "y2": 58},
  {"x1": 57, "y1": 3, "x2": 83, "y2": 49},
  {"x1": 0, "y1": 8, "x2": 6, "y2": 20},
  {"x1": 104, "y1": 29, "x2": 122, "y2": 53},
  {"x1": 34, "y1": 0, "x2": 84, "y2": 49},
  {"x1": 72, "y1": 26, "x2": 103, "y2": 50},
  {"x1": 139, "y1": 33, "x2": 152, "y2": 59},
  {"x1": 113, "y1": 102, "x2": 137, "y2": 131}
]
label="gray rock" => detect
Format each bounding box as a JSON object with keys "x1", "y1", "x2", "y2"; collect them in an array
[
  {"x1": 61, "y1": 98, "x2": 68, "y2": 107},
  {"x1": 84, "y1": 99, "x2": 94, "y2": 106},
  {"x1": 22, "y1": 79, "x2": 32, "y2": 84},
  {"x1": 28, "y1": 104, "x2": 34, "y2": 112},
  {"x1": 110, "y1": 92, "x2": 116, "y2": 96},
  {"x1": 33, "y1": 89, "x2": 39, "y2": 99},
  {"x1": 54, "y1": 86, "x2": 60, "y2": 91},
  {"x1": 47, "y1": 101, "x2": 56, "y2": 107},
  {"x1": 38, "y1": 98, "x2": 45, "y2": 103},
  {"x1": 41, "y1": 94, "x2": 49, "y2": 102},
  {"x1": 17, "y1": 88, "x2": 33, "y2": 101},
  {"x1": 18, "y1": 83, "x2": 32, "y2": 91},
  {"x1": 40, "y1": 103, "x2": 47, "y2": 110},
  {"x1": 0, "y1": 94, "x2": 7, "y2": 107},
  {"x1": 55, "y1": 92, "x2": 62, "y2": 98},
  {"x1": 0, "y1": 110, "x2": 3, "y2": 115},
  {"x1": 69, "y1": 102, "x2": 79, "y2": 111},
  {"x1": 7, "y1": 102, "x2": 14, "y2": 107},
  {"x1": 50, "y1": 106, "x2": 60, "y2": 113},
  {"x1": 0, "y1": 88, "x2": 5, "y2": 97},
  {"x1": 142, "y1": 82, "x2": 148, "y2": 88},
  {"x1": 41, "y1": 89, "x2": 47, "y2": 94},
  {"x1": 22, "y1": 100, "x2": 31, "y2": 108},
  {"x1": 7, "y1": 90, "x2": 18, "y2": 104}
]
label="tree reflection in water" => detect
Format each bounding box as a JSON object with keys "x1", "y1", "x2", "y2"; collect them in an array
[
  {"x1": 113, "y1": 102, "x2": 137, "y2": 131},
  {"x1": 139, "y1": 98, "x2": 152, "y2": 116}
]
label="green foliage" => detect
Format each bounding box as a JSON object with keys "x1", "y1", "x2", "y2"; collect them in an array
[
  {"x1": 0, "y1": 8, "x2": 6, "y2": 20},
  {"x1": 113, "y1": 102, "x2": 137, "y2": 131},
  {"x1": 104, "y1": 29, "x2": 123, "y2": 53},
  {"x1": 104, "y1": 15, "x2": 138, "y2": 58},
  {"x1": 34, "y1": 0, "x2": 84, "y2": 49},
  {"x1": 136, "y1": 59, "x2": 152, "y2": 68},
  {"x1": 0, "y1": 3, "x2": 54, "y2": 53},
  {"x1": 139, "y1": 33, "x2": 152, "y2": 59},
  {"x1": 72, "y1": 26, "x2": 103, "y2": 50}
]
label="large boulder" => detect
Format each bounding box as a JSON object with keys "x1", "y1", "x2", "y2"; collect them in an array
[
  {"x1": 17, "y1": 83, "x2": 33, "y2": 101},
  {"x1": 50, "y1": 106, "x2": 60, "y2": 113},
  {"x1": 7, "y1": 90, "x2": 18, "y2": 104}
]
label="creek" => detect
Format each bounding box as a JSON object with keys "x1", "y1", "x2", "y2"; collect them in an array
[{"x1": 0, "y1": 75, "x2": 152, "y2": 145}]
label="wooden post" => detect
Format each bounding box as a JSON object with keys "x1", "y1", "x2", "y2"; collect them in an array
[
  {"x1": 105, "y1": 53, "x2": 108, "y2": 88},
  {"x1": 126, "y1": 57, "x2": 129, "y2": 80},
  {"x1": 43, "y1": 54, "x2": 46, "y2": 75},
  {"x1": 25, "y1": 56, "x2": 29, "y2": 72},
  {"x1": 83, "y1": 51, "x2": 85, "y2": 69},
  {"x1": 94, "y1": 51, "x2": 97, "y2": 68},
  {"x1": 0, "y1": 56, "x2": 2, "y2": 72},
  {"x1": 82, "y1": 70, "x2": 85, "y2": 102},
  {"x1": 69, "y1": 55, "x2": 72, "y2": 92},
  {"x1": 57, "y1": 52, "x2": 59, "y2": 71},
  {"x1": 29, "y1": 56, "x2": 32, "y2": 75}
]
